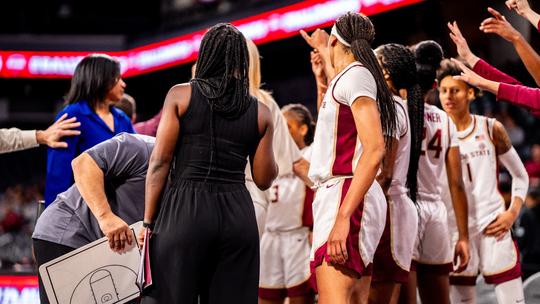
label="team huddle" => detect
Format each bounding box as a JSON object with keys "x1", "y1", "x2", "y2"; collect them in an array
[
  {"x1": 28, "y1": 1, "x2": 538, "y2": 303},
  {"x1": 256, "y1": 9, "x2": 529, "y2": 304}
]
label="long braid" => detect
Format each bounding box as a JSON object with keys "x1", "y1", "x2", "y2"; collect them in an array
[
  {"x1": 193, "y1": 23, "x2": 252, "y2": 119},
  {"x1": 411, "y1": 40, "x2": 444, "y2": 97},
  {"x1": 282, "y1": 103, "x2": 316, "y2": 146},
  {"x1": 335, "y1": 13, "x2": 397, "y2": 146},
  {"x1": 376, "y1": 43, "x2": 424, "y2": 202},
  {"x1": 191, "y1": 23, "x2": 252, "y2": 182}
]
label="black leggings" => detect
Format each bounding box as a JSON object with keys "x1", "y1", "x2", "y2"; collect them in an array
[{"x1": 33, "y1": 239, "x2": 75, "y2": 304}]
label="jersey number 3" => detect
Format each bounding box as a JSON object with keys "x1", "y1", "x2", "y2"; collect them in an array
[{"x1": 421, "y1": 128, "x2": 443, "y2": 159}]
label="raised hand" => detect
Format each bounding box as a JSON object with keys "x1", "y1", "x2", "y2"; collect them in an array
[
  {"x1": 480, "y1": 7, "x2": 522, "y2": 43},
  {"x1": 447, "y1": 21, "x2": 478, "y2": 67},
  {"x1": 300, "y1": 28, "x2": 330, "y2": 51}
]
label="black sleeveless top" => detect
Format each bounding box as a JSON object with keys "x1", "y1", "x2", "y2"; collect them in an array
[{"x1": 170, "y1": 83, "x2": 260, "y2": 183}]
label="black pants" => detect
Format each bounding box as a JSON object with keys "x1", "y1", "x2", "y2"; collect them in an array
[
  {"x1": 141, "y1": 181, "x2": 260, "y2": 304},
  {"x1": 33, "y1": 239, "x2": 75, "y2": 304}
]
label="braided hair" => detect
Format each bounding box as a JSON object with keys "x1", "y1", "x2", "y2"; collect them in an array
[
  {"x1": 411, "y1": 40, "x2": 444, "y2": 97},
  {"x1": 376, "y1": 43, "x2": 423, "y2": 202},
  {"x1": 192, "y1": 23, "x2": 252, "y2": 119},
  {"x1": 191, "y1": 23, "x2": 252, "y2": 182},
  {"x1": 334, "y1": 12, "x2": 397, "y2": 145},
  {"x1": 282, "y1": 103, "x2": 316, "y2": 146}
]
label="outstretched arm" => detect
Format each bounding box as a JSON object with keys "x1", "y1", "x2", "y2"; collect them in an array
[
  {"x1": 452, "y1": 59, "x2": 540, "y2": 115},
  {"x1": 480, "y1": 7, "x2": 540, "y2": 86}
]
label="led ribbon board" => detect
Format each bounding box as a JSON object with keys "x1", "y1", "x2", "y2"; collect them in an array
[
  {"x1": 0, "y1": 275, "x2": 39, "y2": 304},
  {"x1": 0, "y1": 0, "x2": 423, "y2": 79}
]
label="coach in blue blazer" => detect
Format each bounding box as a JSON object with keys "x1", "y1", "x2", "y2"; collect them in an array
[{"x1": 45, "y1": 54, "x2": 135, "y2": 206}]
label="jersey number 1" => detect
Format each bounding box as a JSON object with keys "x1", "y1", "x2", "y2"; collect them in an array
[{"x1": 421, "y1": 128, "x2": 443, "y2": 159}]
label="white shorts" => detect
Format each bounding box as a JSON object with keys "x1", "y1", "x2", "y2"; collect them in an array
[
  {"x1": 373, "y1": 193, "x2": 418, "y2": 283},
  {"x1": 259, "y1": 228, "x2": 312, "y2": 298},
  {"x1": 450, "y1": 231, "x2": 521, "y2": 285},
  {"x1": 246, "y1": 180, "x2": 269, "y2": 238},
  {"x1": 310, "y1": 177, "x2": 387, "y2": 276},
  {"x1": 413, "y1": 199, "x2": 453, "y2": 273}
]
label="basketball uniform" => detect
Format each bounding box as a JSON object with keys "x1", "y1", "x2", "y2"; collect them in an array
[
  {"x1": 372, "y1": 96, "x2": 418, "y2": 283},
  {"x1": 259, "y1": 147, "x2": 314, "y2": 299},
  {"x1": 445, "y1": 115, "x2": 521, "y2": 285},
  {"x1": 309, "y1": 62, "x2": 387, "y2": 277},
  {"x1": 245, "y1": 91, "x2": 302, "y2": 237},
  {"x1": 413, "y1": 103, "x2": 458, "y2": 273}
]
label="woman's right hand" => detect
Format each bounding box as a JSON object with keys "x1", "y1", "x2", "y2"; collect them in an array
[
  {"x1": 447, "y1": 21, "x2": 478, "y2": 67},
  {"x1": 300, "y1": 28, "x2": 330, "y2": 51}
]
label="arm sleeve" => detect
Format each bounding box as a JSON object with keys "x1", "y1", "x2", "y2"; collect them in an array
[
  {"x1": 498, "y1": 147, "x2": 529, "y2": 202},
  {"x1": 334, "y1": 66, "x2": 377, "y2": 106},
  {"x1": 0, "y1": 128, "x2": 38, "y2": 154},
  {"x1": 472, "y1": 59, "x2": 522, "y2": 85},
  {"x1": 85, "y1": 133, "x2": 152, "y2": 178},
  {"x1": 497, "y1": 83, "x2": 540, "y2": 116}
]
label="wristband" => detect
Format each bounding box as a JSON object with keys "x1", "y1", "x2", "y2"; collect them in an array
[{"x1": 143, "y1": 222, "x2": 154, "y2": 229}]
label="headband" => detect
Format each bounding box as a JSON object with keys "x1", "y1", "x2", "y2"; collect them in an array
[{"x1": 331, "y1": 25, "x2": 351, "y2": 47}]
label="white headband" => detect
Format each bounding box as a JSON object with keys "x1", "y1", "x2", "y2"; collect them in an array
[{"x1": 331, "y1": 25, "x2": 351, "y2": 47}]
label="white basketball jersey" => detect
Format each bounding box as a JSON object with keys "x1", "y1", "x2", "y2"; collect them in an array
[
  {"x1": 309, "y1": 62, "x2": 377, "y2": 184},
  {"x1": 388, "y1": 96, "x2": 411, "y2": 196},
  {"x1": 417, "y1": 104, "x2": 459, "y2": 201},
  {"x1": 455, "y1": 115, "x2": 504, "y2": 234},
  {"x1": 265, "y1": 146, "x2": 315, "y2": 232}
]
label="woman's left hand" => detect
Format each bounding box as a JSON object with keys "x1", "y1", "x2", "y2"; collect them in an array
[
  {"x1": 484, "y1": 210, "x2": 516, "y2": 240},
  {"x1": 326, "y1": 215, "x2": 350, "y2": 265}
]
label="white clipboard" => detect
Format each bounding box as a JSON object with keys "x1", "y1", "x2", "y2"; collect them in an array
[{"x1": 39, "y1": 221, "x2": 143, "y2": 304}]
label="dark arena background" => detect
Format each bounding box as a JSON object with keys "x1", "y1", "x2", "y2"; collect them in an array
[{"x1": 1, "y1": 0, "x2": 540, "y2": 303}]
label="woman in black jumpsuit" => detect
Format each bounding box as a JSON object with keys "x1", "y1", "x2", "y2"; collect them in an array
[{"x1": 139, "y1": 23, "x2": 278, "y2": 304}]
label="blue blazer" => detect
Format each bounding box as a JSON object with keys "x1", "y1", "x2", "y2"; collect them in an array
[{"x1": 44, "y1": 101, "x2": 135, "y2": 206}]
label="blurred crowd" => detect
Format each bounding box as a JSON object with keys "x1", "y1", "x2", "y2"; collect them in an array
[{"x1": 0, "y1": 184, "x2": 41, "y2": 273}]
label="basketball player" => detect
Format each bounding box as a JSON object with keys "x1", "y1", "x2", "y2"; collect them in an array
[
  {"x1": 301, "y1": 12, "x2": 398, "y2": 304},
  {"x1": 439, "y1": 57, "x2": 529, "y2": 304},
  {"x1": 259, "y1": 103, "x2": 316, "y2": 304},
  {"x1": 244, "y1": 39, "x2": 305, "y2": 237},
  {"x1": 395, "y1": 41, "x2": 470, "y2": 304},
  {"x1": 368, "y1": 43, "x2": 423, "y2": 304}
]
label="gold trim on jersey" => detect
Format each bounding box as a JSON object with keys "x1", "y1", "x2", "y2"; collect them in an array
[
  {"x1": 482, "y1": 235, "x2": 519, "y2": 276},
  {"x1": 458, "y1": 115, "x2": 477, "y2": 140}
]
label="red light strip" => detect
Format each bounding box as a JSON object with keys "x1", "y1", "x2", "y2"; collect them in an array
[{"x1": 0, "y1": 0, "x2": 423, "y2": 79}]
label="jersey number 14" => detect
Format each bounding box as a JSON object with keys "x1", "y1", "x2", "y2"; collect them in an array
[{"x1": 421, "y1": 128, "x2": 443, "y2": 159}]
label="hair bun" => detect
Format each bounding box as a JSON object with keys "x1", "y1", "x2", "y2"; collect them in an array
[{"x1": 413, "y1": 40, "x2": 443, "y2": 67}]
